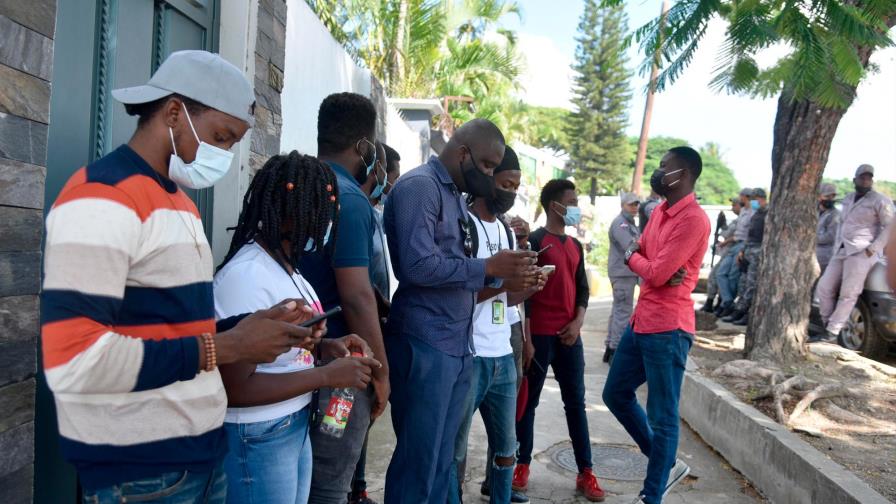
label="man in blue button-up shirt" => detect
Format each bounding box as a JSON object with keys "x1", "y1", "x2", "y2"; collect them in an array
[{"x1": 383, "y1": 119, "x2": 537, "y2": 503}]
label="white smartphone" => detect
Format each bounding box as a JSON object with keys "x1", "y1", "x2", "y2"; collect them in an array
[{"x1": 540, "y1": 265, "x2": 556, "y2": 274}]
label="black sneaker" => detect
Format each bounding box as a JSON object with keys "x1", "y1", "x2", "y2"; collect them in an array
[
  {"x1": 700, "y1": 300, "x2": 715, "y2": 313},
  {"x1": 602, "y1": 347, "x2": 615, "y2": 364},
  {"x1": 348, "y1": 490, "x2": 378, "y2": 504},
  {"x1": 808, "y1": 330, "x2": 838, "y2": 343},
  {"x1": 733, "y1": 314, "x2": 749, "y2": 326},
  {"x1": 481, "y1": 482, "x2": 530, "y2": 503},
  {"x1": 722, "y1": 310, "x2": 744, "y2": 323}
]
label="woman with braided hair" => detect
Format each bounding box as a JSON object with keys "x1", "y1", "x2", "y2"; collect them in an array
[{"x1": 214, "y1": 151, "x2": 381, "y2": 504}]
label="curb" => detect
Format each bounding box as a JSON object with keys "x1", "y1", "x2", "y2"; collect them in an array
[{"x1": 679, "y1": 371, "x2": 891, "y2": 504}]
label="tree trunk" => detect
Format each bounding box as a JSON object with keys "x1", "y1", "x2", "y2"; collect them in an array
[
  {"x1": 745, "y1": 23, "x2": 889, "y2": 362},
  {"x1": 590, "y1": 177, "x2": 597, "y2": 204},
  {"x1": 392, "y1": 0, "x2": 409, "y2": 93},
  {"x1": 745, "y1": 91, "x2": 847, "y2": 362}
]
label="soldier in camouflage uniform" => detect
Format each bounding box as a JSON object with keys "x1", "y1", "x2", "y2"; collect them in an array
[{"x1": 724, "y1": 188, "x2": 768, "y2": 326}]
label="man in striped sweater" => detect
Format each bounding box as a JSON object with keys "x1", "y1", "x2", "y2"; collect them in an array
[{"x1": 41, "y1": 51, "x2": 315, "y2": 503}]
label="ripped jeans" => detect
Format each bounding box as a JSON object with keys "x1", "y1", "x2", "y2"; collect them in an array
[{"x1": 449, "y1": 354, "x2": 518, "y2": 504}]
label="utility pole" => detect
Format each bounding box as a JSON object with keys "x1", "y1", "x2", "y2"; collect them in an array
[{"x1": 631, "y1": 0, "x2": 669, "y2": 195}]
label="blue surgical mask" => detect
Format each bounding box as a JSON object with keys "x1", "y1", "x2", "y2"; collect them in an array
[
  {"x1": 358, "y1": 139, "x2": 377, "y2": 177},
  {"x1": 371, "y1": 165, "x2": 387, "y2": 199},
  {"x1": 304, "y1": 221, "x2": 333, "y2": 252},
  {"x1": 750, "y1": 200, "x2": 760, "y2": 210},
  {"x1": 556, "y1": 205, "x2": 582, "y2": 226}
]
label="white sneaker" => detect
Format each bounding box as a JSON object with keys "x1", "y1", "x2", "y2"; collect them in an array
[
  {"x1": 663, "y1": 459, "x2": 691, "y2": 498},
  {"x1": 629, "y1": 496, "x2": 646, "y2": 504}
]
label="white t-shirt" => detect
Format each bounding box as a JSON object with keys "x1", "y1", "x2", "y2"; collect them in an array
[
  {"x1": 470, "y1": 212, "x2": 513, "y2": 358},
  {"x1": 214, "y1": 242, "x2": 320, "y2": 424}
]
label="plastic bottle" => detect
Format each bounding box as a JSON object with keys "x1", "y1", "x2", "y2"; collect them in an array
[{"x1": 319, "y1": 352, "x2": 363, "y2": 438}]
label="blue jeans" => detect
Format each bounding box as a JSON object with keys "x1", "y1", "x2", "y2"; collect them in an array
[
  {"x1": 448, "y1": 354, "x2": 518, "y2": 504},
  {"x1": 516, "y1": 335, "x2": 592, "y2": 472},
  {"x1": 715, "y1": 242, "x2": 744, "y2": 305},
  {"x1": 602, "y1": 326, "x2": 692, "y2": 504},
  {"x1": 223, "y1": 407, "x2": 313, "y2": 504},
  {"x1": 83, "y1": 462, "x2": 227, "y2": 503},
  {"x1": 385, "y1": 334, "x2": 473, "y2": 504}
]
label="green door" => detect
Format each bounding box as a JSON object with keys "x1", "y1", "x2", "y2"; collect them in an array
[{"x1": 37, "y1": 1, "x2": 219, "y2": 501}]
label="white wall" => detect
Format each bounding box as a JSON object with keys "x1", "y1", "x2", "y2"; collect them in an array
[
  {"x1": 280, "y1": 0, "x2": 373, "y2": 155},
  {"x1": 385, "y1": 105, "x2": 427, "y2": 171}
]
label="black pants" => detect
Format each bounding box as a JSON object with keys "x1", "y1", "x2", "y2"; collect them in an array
[{"x1": 516, "y1": 335, "x2": 592, "y2": 472}]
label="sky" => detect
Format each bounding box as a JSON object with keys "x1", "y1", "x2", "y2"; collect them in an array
[{"x1": 505, "y1": 0, "x2": 896, "y2": 188}]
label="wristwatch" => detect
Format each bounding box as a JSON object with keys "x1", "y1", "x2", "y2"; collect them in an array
[
  {"x1": 486, "y1": 276, "x2": 504, "y2": 289},
  {"x1": 624, "y1": 249, "x2": 636, "y2": 266}
]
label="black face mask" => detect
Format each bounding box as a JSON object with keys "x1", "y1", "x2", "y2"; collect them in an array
[
  {"x1": 649, "y1": 168, "x2": 683, "y2": 197},
  {"x1": 486, "y1": 188, "x2": 516, "y2": 215},
  {"x1": 461, "y1": 147, "x2": 495, "y2": 198},
  {"x1": 820, "y1": 199, "x2": 835, "y2": 210}
]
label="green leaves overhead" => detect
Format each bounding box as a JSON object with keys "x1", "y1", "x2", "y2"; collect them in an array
[
  {"x1": 306, "y1": 0, "x2": 523, "y2": 113},
  {"x1": 601, "y1": 0, "x2": 896, "y2": 108}
]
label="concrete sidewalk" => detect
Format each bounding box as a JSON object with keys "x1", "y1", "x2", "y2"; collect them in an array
[{"x1": 363, "y1": 298, "x2": 765, "y2": 503}]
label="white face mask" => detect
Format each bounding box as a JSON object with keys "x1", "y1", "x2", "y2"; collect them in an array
[{"x1": 168, "y1": 103, "x2": 234, "y2": 189}]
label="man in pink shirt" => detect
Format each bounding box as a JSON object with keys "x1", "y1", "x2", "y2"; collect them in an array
[{"x1": 602, "y1": 146, "x2": 710, "y2": 504}]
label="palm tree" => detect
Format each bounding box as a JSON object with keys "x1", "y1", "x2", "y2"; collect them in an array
[
  {"x1": 603, "y1": 0, "x2": 896, "y2": 362},
  {"x1": 307, "y1": 0, "x2": 523, "y2": 124}
]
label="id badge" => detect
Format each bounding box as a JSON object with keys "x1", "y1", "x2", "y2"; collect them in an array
[{"x1": 492, "y1": 299, "x2": 505, "y2": 325}]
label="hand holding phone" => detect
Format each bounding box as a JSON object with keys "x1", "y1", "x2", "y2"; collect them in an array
[{"x1": 299, "y1": 306, "x2": 342, "y2": 328}]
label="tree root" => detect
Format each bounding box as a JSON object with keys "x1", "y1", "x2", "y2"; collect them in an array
[
  {"x1": 788, "y1": 383, "x2": 851, "y2": 426},
  {"x1": 713, "y1": 359, "x2": 781, "y2": 381}
]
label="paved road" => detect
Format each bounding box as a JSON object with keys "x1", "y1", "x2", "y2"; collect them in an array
[{"x1": 363, "y1": 298, "x2": 765, "y2": 503}]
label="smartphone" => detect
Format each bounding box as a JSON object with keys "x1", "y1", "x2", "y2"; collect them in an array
[
  {"x1": 536, "y1": 244, "x2": 554, "y2": 255},
  {"x1": 299, "y1": 306, "x2": 342, "y2": 328},
  {"x1": 540, "y1": 265, "x2": 556, "y2": 274}
]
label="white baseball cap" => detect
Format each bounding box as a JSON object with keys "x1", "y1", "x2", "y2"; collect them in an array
[{"x1": 112, "y1": 50, "x2": 255, "y2": 127}]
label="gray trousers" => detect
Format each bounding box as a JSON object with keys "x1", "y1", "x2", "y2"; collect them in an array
[
  {"x1": 309, "y1": 385, "x2": 374, "y2": 504},
  {"x1": 817, "y1": 250, "x2": 876, "y2": 333},
  {"x1": 607, "y1": 276, "x2": 638, "y2": 350},
  {"x1": 706, "y1": 260, "x2": 722, "y2": 302},
  {"x1": 735, "y1": 244, "x2": 761, "y2": 312}
]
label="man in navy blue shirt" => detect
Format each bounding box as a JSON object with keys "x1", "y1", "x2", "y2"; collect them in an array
[
  {"x1": 298, "y1": 93, "x2": 388, "y2": 504},
  {"x1": 383, "y1": 119, "x2": 538, "y2": 503}
]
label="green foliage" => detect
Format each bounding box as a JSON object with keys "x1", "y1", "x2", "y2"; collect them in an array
[
  {"x1": 628, "y1": 136, "x2": 740, "y2": 205},
  {"x1": 586, "y1": 222, "x2": 611, "y2": 274},
  {"x1": 516, "y1": 106, "x2": 571, "y2": 153},
  {"x1": 306, "y1": 0, "x2": 523, "y2": 127},
  {"x1": 601, "y1": 0, "x2": 896, "y2": 108},
  {"x1": 823, "y1": 177, "x2": 896, "y2": 200},
  {"x1": 567, "y1": 0, "x2": 633, "y2": 195}
]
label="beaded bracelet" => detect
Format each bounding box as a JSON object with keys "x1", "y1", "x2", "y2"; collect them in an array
[{"x1": 200, "y1": 333, "x2": 217, "y2": 372}]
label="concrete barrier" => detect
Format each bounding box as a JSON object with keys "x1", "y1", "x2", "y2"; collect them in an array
[{"x1": 680, "y1": 372, "x2": 891, "y2": 504}]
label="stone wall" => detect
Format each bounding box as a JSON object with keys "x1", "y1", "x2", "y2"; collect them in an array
[
  {"x1": 249, "y1": 0, "x2": 287, "y2": 176},
  {"x1": 0, "y1": 0, "x2": 56, "y2": 502}
]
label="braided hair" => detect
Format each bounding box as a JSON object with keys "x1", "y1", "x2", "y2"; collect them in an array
[{"x1": 218, "y1": 151, "x2": 339, "y2": 272}]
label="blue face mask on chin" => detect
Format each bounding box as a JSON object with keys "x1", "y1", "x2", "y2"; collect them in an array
[
  {"x1": 371, "y1": 165, "x2": 387, "y2": 199},
  {"x1": 750, "y1": 200, "x2": 760, "y2": 210}
]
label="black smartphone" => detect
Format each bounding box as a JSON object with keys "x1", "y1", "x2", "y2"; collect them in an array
[{"x1": 299, "y1": 306, "x2": 342, "y2": 328}]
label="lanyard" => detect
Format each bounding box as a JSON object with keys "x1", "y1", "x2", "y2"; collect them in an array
[{"x1": 473, "y1": 212, "x2": 501, "y2": 257}]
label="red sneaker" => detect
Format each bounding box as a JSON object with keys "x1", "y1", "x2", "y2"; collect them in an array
[
  {"x1": 512, "y1": 463, "x2": 530, "y2": 492},
  {"x1": 576, "y1": 468, "x2": 606, "y2": 502}
]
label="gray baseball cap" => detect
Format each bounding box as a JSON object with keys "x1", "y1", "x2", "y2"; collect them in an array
[
  {"x1": 855, "y1": 164, "x2": 874, "y2": 177},
  {"x1": 753, "y1": 188, "x2": 767, "y2": 199},
  {"x1": 620, "y1": 192, "x2": 640, "y2": 206},
  {"x1": 112, "y1": 50, "x2": 255, "y2": 127},
  {"x1": 739, "y1": 187, "x2": 754, "y2": 198},
  {"x1": 819, "y1": 183, "x2": 837, "y2": 196}
]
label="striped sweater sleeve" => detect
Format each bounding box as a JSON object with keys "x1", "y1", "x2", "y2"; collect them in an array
[{"x1": 41, "y1": 180, "x2": 200, "y2": 394}]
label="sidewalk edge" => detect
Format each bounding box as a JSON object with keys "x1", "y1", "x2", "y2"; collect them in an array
[{"x1": 679, "y1": 371, "x2": 891, "y2": 504}]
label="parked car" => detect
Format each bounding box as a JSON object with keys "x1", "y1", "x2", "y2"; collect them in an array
[{"x1": 810, "y1": 260, "x2": 896, "y2": 360}]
